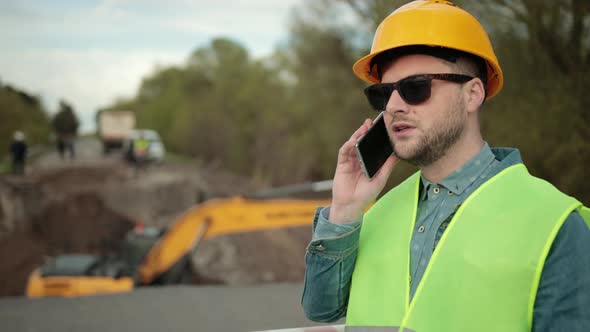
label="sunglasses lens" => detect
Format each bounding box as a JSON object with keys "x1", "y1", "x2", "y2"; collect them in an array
[
  {"x1": 400, "y1": 79, "x2": 431, "y2": 105},
  {"x1": 364, "y1": 77, "x2": 433, "y2": 110},
  {"x1": 364, "y1": 85, "x2": 392, "y2": 111}
]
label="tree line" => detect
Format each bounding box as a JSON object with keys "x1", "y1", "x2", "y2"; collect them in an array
[
  {"x1": 0, "y1": 80, "x2": 79, "y2": 166},
  {"x1": 2, "y1": 0, "x2": 585, "y2": 203},
  {"x1": 0, "y1": 81, "x2": 51, "y2": 156},
  {"x1": 103, "y1": 0, "x2": 588, "y2": 203}
]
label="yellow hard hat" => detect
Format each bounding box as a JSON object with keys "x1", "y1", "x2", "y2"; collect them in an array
[{"x1": 352, "y1": 0, "x2": 503, "y2": 100}]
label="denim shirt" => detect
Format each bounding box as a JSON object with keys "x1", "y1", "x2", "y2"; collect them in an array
[{"x1": 302, "y1": 145, "x2": 590, "y2": 331}]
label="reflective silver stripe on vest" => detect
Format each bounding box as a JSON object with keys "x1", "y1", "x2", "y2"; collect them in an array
[{"x1": 344, "y1": 327, "x2": 414, "y2": 332}]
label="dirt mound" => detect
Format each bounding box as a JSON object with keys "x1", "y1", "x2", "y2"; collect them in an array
[
  {"x1": 1, "y1": 153, "x2": 319, "y2": 297},
  {"x1": 34, "y1": 163, "x2": 129, "y2": 196},
  {"x1": 31, "y1": 192, "x2": 134, "y2": 255},
  {"x1": 193, "y1": 225, "x2": 311, "y2": 285},
  {"x1": 0, "y1": 192, "x2": 134, "y2": 296},
  {"x1": 0, "y1": 232, "x2": 46, "y2": 296}
]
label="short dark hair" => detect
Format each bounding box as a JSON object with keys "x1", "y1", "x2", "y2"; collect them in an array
[{"x1": 371, "y1": 45, "x2": 488, "y2": 91}]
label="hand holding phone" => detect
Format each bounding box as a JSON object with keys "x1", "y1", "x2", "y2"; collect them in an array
[
  {"x1": 329, "y1": 114, "x2": 398, "y2": 223},
  {"x1": 355, "y1": 112, "x2": 395, "y2": 180}
]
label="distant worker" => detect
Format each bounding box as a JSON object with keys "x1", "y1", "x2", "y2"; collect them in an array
[
  {"x1": 57, "y1": 133, "x2": 75, "y2": 160},
  {"x1": 9, "y1": 131, "x2": 28, "y2": 175},
  {"x1": 57, "y1": 136, "x2": 65, "y2": 159},
  {"x1": 128, "y1": 132, "x2": 150, "y2": 173},
  {"x1": 51, "y1": 100, "x2": 79, "y2": 161}
]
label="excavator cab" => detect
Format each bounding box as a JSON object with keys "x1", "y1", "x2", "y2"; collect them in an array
[
  {"x1": 26, "y1": 224, "x2": 170, "y2": 297},
  {"x1": 26, "y1": 254, "x2": 135, "y2": 297}
]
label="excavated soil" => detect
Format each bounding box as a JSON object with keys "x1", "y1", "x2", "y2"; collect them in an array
[
  {"x1": 0, "y1": 232, "x2": 46, "y2": 297},
  {"x1": 0, "y1": 192, "x2": 134, "y2": 296},
  {"x1": 30, "y1": 193, "x2": 134, "y2": 255},
  {"x1": 0, "y1": 158, "x2": 318, "y2": 297},
  {"x1": 194, "y1": 225, "x2": 311, "y2": 285}
]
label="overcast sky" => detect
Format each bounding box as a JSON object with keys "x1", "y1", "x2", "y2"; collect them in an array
[{"x1": 0, "y1": 0, "x2": 299, "y2": 132}]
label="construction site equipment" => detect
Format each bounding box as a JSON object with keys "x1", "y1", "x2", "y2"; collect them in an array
[
  {"x1": 26, "y1": 271, "x2": 134, "y2": 298},
  {"x1": 139, "y1": 196, "x2": 330, "y2": 284},
  {"x1": 26, "y1": 255, "x2": 134, "y2": 298},
  {"x1": 25, "y1": 196, "x2": 330, "y2": 297}
]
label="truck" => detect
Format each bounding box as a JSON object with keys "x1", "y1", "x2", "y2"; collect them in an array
[{"x1": 96, "y1": 110, "x2": 136, "y2": 153}]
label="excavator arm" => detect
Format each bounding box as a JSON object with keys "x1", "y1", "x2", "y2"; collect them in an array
[{"x1": 138, "y1": 197, "x2": 330, "y2": 285}]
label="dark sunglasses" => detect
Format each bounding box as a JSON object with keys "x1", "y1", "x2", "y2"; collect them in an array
[{"x1": 364, "y1": 73, "x2": 474, "y2": 110}]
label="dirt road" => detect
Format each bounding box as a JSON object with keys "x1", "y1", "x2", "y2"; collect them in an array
[{"x1": 0, "y1": 283, "x2": 340, "y2": 332}]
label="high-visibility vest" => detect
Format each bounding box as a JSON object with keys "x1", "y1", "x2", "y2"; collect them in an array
[
  {"x1": 134, "y1": 138, "x2": 150, "y2": 157},
  {"x1": 345, "y1": 164, "x2": 590, "y2": 332}
]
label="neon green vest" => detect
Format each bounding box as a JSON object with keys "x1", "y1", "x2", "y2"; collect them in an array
[
  {"x1": 346, "y1": 164, "x2": 589, "y2": 332},
  {"x1": 134, "y1": 138, "x2": 150, "y2": 156}
]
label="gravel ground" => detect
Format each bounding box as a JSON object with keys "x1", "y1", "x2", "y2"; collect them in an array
[{"x1": 0, "y1": 283, "x2": 341, "y2": 332}]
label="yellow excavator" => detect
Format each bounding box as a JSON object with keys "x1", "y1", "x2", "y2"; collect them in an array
[{"x1": 26, "y1": 182, "x2": 331, "y2": 298}]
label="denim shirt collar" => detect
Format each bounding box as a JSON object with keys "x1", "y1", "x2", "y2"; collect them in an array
[{"x1": 420, "y1": 142, "x2": 518, "y2": 200}]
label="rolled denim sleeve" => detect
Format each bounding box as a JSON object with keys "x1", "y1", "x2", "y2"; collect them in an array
[
  {"x1": 302, "y1": 207, "x2": 361, "y2": 322},
  {"x1": 313, "y1": 206, "x2": 362, "y2": 240},
  {"x1": 533, "y1": 211, "x2": 590, "y2": 332}
]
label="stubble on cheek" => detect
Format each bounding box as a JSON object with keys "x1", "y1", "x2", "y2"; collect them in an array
[{"x1": 395, "y1": 97, "x2": 467, "y2": 167}]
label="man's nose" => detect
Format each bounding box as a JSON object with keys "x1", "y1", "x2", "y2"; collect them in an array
[{"x1": 384, "y1": 89, "x2": 409, "y2": 116}]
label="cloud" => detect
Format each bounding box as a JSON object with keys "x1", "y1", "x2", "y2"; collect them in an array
[
  {"x1": 0, "y1": 48, "x2": 185, "y2": 133},
  {"x1": 0, "y1": 0, "x2": 299, "y2": 133},
  {"x1": 1, "y1": 0, "x2": 296, "y2": 53}
]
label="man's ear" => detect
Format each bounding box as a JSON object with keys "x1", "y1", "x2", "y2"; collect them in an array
[{"x1": 464, "y1": 78, "x2": 486, "y2": 113}]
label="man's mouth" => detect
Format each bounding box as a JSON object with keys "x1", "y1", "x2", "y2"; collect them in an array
[{"x1": 392, "y1": 122, "x2": 415, "y2": 133}]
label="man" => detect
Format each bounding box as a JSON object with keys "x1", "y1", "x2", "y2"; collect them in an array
[
  {"x1": 9, "y1": 131, "x2": 28, "y2": 175},
  {"x1": 128, "y1": 131, "x2": 151, "y2": 174},
  {"x1": 57, "y1": 134, "x2": 75, "y2": 160},
  {"x1": 302, "y1": 1, "x2": 590, "y2": 331}
]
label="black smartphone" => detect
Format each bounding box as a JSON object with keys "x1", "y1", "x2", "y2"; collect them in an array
[{"x1": 355, "y1": 112, "x2": 394, "y2": 180}]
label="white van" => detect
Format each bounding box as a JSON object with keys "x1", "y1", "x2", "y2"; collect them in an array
[{"x1": 125, "y1": 129, "x2": 166, "y2": 162}]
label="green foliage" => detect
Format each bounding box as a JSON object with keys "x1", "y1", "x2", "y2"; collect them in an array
[
  {"x1": 461, "y1": 0, "x2": 590, "y2": 204},
  {"x1": 0, "y1": 81, "x2": 51, "y2": 159},
  {"x1": 100, "y1": 0, "x2": 589, "y2": 204},
  {"x1": 0, "y1": 159, "x2": 9, "y2": 173}
]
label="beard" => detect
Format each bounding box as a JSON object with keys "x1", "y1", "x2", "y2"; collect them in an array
[{"x1": 393, "y1": 96, "x2": 467, "y2": 167}]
